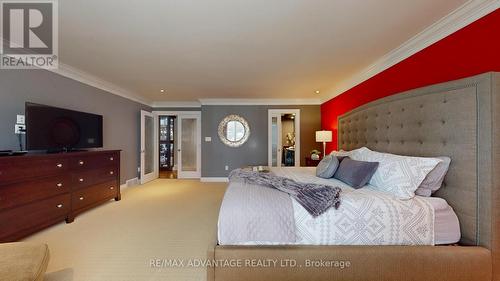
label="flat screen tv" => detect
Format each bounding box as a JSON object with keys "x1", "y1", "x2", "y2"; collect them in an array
[{"x1": 25, "y1": 102, "x2": 103, "y2": 151}]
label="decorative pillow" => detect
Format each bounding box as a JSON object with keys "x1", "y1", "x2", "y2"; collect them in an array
[
  {"x1": 415, "y1": 157, "x2": 451, "y2": 197},
  {"x1": 333, "y1": 158, "x2": 379, "y2": 188},
  {"x1": 330, "y1": 147, "x2": 369, "y2": 159},
  {"x1": 352, "y1": 148, "x2": 442, "y2": 199},
  {"x1": 316, "y1": 155, "x2": 339, "y2": 178}
]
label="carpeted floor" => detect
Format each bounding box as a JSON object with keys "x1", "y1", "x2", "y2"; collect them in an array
[{"x1": 24, "y1": 179, "x2": 227, "y2": 281}]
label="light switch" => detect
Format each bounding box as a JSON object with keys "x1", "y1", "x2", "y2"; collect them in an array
[
  {"x1": 205, "y1": 137, "x2": 212, "y2": 142},
  {"x1": 16, "y1": 115, "x2": 25, "y2": 124}
]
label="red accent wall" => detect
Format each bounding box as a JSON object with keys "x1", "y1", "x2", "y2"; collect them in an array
[{"x1": 321, "y1": 9, "x2": 500, "y2": 153}]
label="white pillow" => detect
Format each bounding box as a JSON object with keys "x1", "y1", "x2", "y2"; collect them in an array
[
  {"x1": 415, "y1": 156, "x2": 451, "y2": 197},
  {"x1": 329, "y1": 147, "x2": 368, "y2": 158},
  {"x1": 352, "y1": 148, "x2": 442, "y2": 200}
]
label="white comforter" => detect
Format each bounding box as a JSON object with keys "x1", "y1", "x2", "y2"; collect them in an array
[{"x1": 273, "y1": 167, "x2": 435, "y2": 245}]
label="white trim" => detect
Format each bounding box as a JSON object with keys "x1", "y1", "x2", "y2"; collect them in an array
[
  {"x1": 151, "y1": 101, "x2": 201, "y2": 108},
  {"x1": 44, "y1": 63, "x2": 322, "y2": 107},
  {"x1": 268, "y1": 109, "x2": 301, "y2": 168},
  {"x1": 199, "y1": 98, "x2": 321, "y2": 105},
  {"x1": 320, "y1": 0, "x2": 500, "y2": 102},
  {"x1": 200, "y1": 177, "x2": 229, "y2": 182},
  {"x1": 120, "y1": 177, "x2": 139, "y2": 191},
  {"x1": 52, "y1": 63, "x2": 152, "y2": 106}
]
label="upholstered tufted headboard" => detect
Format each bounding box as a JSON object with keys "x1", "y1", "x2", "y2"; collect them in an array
[{"x1": 338, "y1": 72, "x2": 499, "y2": 251}]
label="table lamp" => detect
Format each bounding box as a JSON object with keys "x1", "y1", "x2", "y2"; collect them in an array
[{"x1": 315, "y1": 130, "x2": 332, "y2": 158}]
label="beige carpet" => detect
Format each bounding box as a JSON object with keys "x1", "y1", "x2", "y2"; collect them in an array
[{"x1": 24, "y1": 179, "x2": 227, "y2": 281}]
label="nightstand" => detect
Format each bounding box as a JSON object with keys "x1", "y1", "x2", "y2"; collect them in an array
[{"x1": 305, "y1": 157, "x2": 321, "y2": 167}]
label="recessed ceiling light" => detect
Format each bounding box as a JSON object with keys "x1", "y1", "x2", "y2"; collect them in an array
[
  {"x1": 160, "y1": 89, "x2": 165, "y2": 93},
  {"x1": 315, "y1": 90, "x2": 320, "y2": 94}
]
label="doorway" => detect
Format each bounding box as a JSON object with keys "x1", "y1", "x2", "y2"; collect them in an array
[
  {"x1": 153, "y1": 111, "x2": 201, "y2": 179},
  {"x1": 159, "y1": 116, "x2": 177, "y2": 179},
  {"x1": 268, "y1": 109, "x2": 300, "y2": 167}
]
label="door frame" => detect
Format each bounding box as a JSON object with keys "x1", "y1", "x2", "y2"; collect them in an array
[
  {"x1": 268, "y1": 109, "x2": 301, "y2": 167},
  {"x1": 152, "y1": 111, "x2": 202, "y2": 179},
  {"x1": 140, "y1": 110, "x2": 158, "y2": 184}
]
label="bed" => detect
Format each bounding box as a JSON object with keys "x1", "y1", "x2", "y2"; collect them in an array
[
  {"x1": 218, "y1": 167, "x2": 461, "y2": 246},
  {"x1": 208, "y1": 72, "x2": 500, "y2": 281}
]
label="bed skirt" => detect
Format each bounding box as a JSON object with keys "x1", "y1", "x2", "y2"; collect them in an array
[{"x1": 207, "y1": 245, "x2": 491, "y2": 281}]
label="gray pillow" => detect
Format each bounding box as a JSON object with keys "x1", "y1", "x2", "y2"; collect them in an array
[
  {"x1": 415, "y1": 156, "x2": 451, "y2": 197},
  {"x1": 333, "y1": 158, "x2": 379, "y2": 189},
  {"x1": 316, "y1": 155, "x2": 339, "y2": 178}
]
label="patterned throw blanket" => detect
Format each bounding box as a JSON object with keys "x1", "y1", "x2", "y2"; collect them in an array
[{"x1": 229, "y1": 169, "x2": 342, "y2": 217}]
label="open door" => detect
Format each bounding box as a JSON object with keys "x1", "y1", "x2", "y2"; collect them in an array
[
  {"x1": 177, "y1": 113, "x2": 201, "y2": 178},
  {"x1": 140, "y1": 110, "x2": 157, "y2": 184},
  {"x1": 268, "y1": 109, "x2": 300, "y2": 167}
]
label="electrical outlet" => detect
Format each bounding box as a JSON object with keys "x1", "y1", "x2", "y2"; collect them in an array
[
  {"x1": 225, "y1": 165, "x2": 229, "y2": 171},
  {"x1": 16, "y1": 115, "x2": 25, "y2": 124},
  {"x1": 205, "y1": 136, "x2": 212, "y2": 142},
  {"x1": 14, "y1": 124, "x2": 26, "y2": 134}
]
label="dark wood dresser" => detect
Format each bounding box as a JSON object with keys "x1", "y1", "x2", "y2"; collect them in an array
[{"x1": 0, "y1": 150, "x2": 121, "y2": 242}]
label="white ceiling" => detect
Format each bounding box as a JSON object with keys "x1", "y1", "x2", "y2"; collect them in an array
[{"x1": 58, "y1": 0, "x2": 471, "y2": 104}]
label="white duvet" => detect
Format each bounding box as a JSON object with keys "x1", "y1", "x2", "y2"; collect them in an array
[{"x1": 273, "y1": 167, "x2": 436, "y2": 245}]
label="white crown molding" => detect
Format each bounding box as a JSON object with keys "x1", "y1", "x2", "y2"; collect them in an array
[
  {"x1": 199, "y1": 98, "x2": 322, "y2": 106},
  {"x1": 151, "y1": 101, "x2": 201, "y2": 108},
  {"x1": 320, "y1": 0, "x2": 500, "y2": 103},
  {"x1": 47, "y1": 64, "x2": 321, "y2": 107},
  {"x1": 50, "y1": 63, "x2": 153, "y2": 106}
]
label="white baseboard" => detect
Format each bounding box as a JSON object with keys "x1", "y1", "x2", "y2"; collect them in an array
[
  {"x1": 120, "y1": 177, "x2": 140, "y2": 190},
  {"x1": 200, "y1": 177, "x2": 229, "y2": 182}
]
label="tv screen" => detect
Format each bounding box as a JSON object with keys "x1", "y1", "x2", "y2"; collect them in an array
[{"x1": 26, "y1": 102, "x2": 103, "y2": 151}]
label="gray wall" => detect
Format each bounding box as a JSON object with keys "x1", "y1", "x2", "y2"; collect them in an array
[
  {"x1": 202, "y1": 105, "x2": 321, "y2": 177},
  {"x1": 0, "y1": 69, "x2": 151, "y2": 184}
]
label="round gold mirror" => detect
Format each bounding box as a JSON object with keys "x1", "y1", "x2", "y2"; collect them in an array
[{"x1": 218, "y1": 115, "x2": 250, "y2": 147}]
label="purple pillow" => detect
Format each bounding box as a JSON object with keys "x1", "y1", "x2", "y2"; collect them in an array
[{"x1": 333, "y1": 158, "x2": 379, "y2": 189}]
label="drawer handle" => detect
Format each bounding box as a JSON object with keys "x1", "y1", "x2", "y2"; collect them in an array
[
  {"x1": 79, "y1": 196, "x2": 84, "y2": 201},
  {"x1": 109, "y1": 171, "x2": 114, "y2": 175},
  {"x1": 110, "y1": 186, "x2": 114, "y2": 190},
  {"x1": 79, "y1": 160, "x2": 85, "y2": 165},
  {"x1": 56, "y1": 183, "x2": 63, "y2": 187},
  {"x1": 56, "y1": 204, "x2": 63, "y2": 208},
  {"x1": 110, "y1": 157, "x2": 114, "y2": 161},
  {"x1": 79, "y1": 178, "x2": 84, "y2": 182},
  {"x1": 56, "y1": 163, "x2": 63, "y2": 168}
]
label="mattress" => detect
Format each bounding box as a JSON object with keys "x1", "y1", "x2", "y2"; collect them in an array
[
  {"x1": 421, "y1": 196, "x2": 461, "y2": 245},
  {"x1": 218, "y1": 167, "x2": 461, "y2": 245}
]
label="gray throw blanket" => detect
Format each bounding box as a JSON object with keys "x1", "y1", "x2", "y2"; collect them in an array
[{"x1": 229, "y1": 169, "x2": 341, "y2": 217}]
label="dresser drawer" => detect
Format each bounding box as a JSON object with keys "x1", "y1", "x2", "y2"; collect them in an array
[
  {"x1": 71, "y1": 167, "x2": 118, "y2": 189},
  {"x1": 72, "y1": 180, "x2": 118, "y2": 211},
  {"x1": 0, "y1": 194, "x2": 70, "y2": 241},
  {"x1": 0, "y1": 157, "x2": 68, "y2": 183},
  {"x1": 71, "y1": 152, "x2": 118, "y2": 170},
  {"x1": 0, "y1": 175, "x2": 70, "y2": 211}
]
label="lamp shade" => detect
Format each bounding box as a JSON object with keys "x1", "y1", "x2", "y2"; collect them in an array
[{"x1": 315, "y1": 130, "x2": 332, "y2": 142}]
